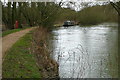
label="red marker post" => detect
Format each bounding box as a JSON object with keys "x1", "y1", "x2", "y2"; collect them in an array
[{"x1": 15, "y1": 20, "x2": 19, "y2": 29}]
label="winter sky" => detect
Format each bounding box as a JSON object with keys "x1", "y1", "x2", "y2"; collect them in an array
[{"x1": 1, "y1": 0, "x2": 120, "y2": 11}]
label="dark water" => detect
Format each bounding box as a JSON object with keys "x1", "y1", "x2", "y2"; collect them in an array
[{"x1": 51, "y1": 23, "x2": 118, "y2": 78}]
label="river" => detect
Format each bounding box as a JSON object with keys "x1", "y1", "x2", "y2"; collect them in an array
[{"x1": 51, "y1": 23, "x2": 118, "y2": 78}]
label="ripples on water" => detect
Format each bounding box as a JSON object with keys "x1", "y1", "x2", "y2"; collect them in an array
[{"x1": 51, "y1": 23, "x2": 118, "y2": 78}]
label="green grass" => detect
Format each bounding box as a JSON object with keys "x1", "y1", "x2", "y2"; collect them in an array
[
  {"x1": 2, "y1": 28, "x2": 23, "y2": 37},
  {"x1": 3, "y1": 31, "x2": 41, "y2": 78},
  {"x1": 2, "y1": 27, "x2": 30, "y2": 37}
]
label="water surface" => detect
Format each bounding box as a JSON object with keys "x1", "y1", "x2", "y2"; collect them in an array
[{"x1": 51, "y1": 23, "x2": 118, "y2": 78}]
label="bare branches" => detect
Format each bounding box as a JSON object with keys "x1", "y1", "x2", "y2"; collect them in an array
[{"x1": 110, "y1": 1, "x2": 120, "y2": 15}]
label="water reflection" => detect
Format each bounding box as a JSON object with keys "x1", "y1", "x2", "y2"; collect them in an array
[{"x1": 52, "y1": 23, "x2": 118, "y2": 78}]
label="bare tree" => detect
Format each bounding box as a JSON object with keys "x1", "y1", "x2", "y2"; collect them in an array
[{"x1": 110, "y1": 1, "x2": 120, "y2": 16}]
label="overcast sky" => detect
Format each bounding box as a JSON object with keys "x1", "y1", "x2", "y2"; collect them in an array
[
  {"x1": 56, "y1": 0, "x2": 120, "y2": 11},
  {"x1": 1, "y1": 0, "x2": 120, "y2": 2},
  {"x1": 1, "y1": 0, "x2": 120, "y2": 11}
]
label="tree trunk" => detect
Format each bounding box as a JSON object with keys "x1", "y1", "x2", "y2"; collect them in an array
[
  {"x1": 18, "y1": 2, "x2": 22, "y2": 28},
  {"x1": 12, "y1": 2, "x2": 16, "y2": 29},
  {"x1": 8, "y1": 2, "x2": 12, "y2": 29}
]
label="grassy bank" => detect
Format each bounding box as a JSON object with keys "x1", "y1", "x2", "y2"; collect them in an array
[
  {"x1": 2, "y1": 28, "x2": 23, "y2": 37},
  {"x1": 2, "y1": 27, "x2": 30, "y2": 37},
  {"x1": 3, "y1": 31, "x2": 41, "y2": 78},
  {"x1": 32, "y1": 27, "x2": 59, "y2": 78}
]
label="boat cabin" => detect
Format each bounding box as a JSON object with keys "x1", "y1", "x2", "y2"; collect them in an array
[{"x1": 63, "y1": 21, "x2": 75, "y2": 26}]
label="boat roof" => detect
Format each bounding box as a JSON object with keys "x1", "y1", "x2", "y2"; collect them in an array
[{"x1": 64, "y1": 21, "x2": 74, "y2": 22}]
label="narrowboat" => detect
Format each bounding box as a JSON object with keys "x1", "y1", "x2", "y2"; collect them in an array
[{"x1": 63, "y1": 21, "x2": 75, "y2": 26}]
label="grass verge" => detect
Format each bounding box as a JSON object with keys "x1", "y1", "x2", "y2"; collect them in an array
[
  {"x1": 2, "y1": 31, "x2": 41, "y2": 78},
  {"x1": 2, "y1": 27, "x2": 30, "y2": 37},
  {"x1": 32, "y1": 27, "x2": 59, "y2": 78}
]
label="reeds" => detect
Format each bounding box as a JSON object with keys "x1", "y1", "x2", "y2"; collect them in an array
[{"x1": 32, "y1": 27, "x2": 59, "y2": 78}]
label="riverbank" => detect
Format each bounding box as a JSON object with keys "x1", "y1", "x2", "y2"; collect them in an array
[
  {"x1": 32, "y1": 27, "x2": 59, "y2": 78},
  {"x1": 3, "y1": 27, "x2": 59, "y2": 78},
  {"x1": 3, "y1": 31, "x2": 41, "y2": 78}
]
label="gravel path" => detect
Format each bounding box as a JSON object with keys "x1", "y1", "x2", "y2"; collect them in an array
[
  {"x1": 0, "y1": 27, "x2": 36, "y2": 78},
  {"x1": 2, "y1": 27, "x2": 34, "y2": 58}
]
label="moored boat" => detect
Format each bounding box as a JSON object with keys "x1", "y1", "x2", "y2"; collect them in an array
[{"x1": 63, "y1": 21, "x2": 75, "y2": 26}]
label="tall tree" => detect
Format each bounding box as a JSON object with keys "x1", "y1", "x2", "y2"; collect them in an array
[
  {"x1": 12, "y1": 2, "x2": 16, "y2": 28},
  {"x1": 8, "y1": 2, "x2": 12, "y2": 29},
  {"x1": 18, "y1": 2, "x2": 22, "y2": 28}
]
